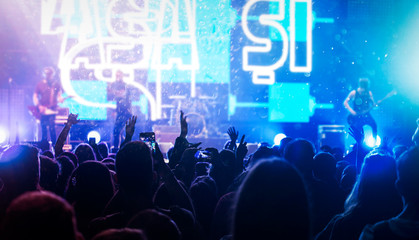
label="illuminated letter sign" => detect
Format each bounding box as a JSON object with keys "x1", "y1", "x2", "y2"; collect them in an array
[{"x1": 242, "y1": 0, "x2": 313, "y2": 85}]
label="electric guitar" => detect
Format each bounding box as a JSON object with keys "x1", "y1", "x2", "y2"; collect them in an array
[
  {"x1": 347, "y1": 90, "x2": 397, "y2": 125},
  {"x1": 28, "y1": 96, "x2": 73, "y2": 120}
]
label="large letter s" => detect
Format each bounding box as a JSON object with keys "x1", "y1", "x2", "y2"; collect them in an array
[{"x1": 242, "y1": 0, "x2": 289, "y2": 85}]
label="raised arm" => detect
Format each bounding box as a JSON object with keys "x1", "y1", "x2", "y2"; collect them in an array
[
  {"x1": 54, "y1": 113, "x2": 79, "y2": 156},
  {"x1": 227, "y1": 126, "x2": 239, "y2": 151},
  {"x1": 180, "y1": 110, "x2": 188, "y2": 138},
  {"x1": 153, "y1": 142, "x2": 195, "y2": 215},
  {"x1": 120, "y1": 115, "x2": 137, "y2": 149},
  {"x1": 344, "y1": 90, "x2": 357, "y2": 116},
  {"x1": 235, "y1": 134, "x2": 248, "y2": 176}
]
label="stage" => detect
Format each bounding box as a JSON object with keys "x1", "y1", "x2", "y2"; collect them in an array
[{"x1": 0, "y1": 0, "x2": 418, "y2": 150}]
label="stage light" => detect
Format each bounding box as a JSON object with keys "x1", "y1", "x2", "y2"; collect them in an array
[
  {"x1": 274, "y1": 133, "x2": 287, "y2": 146},
  {"x1": 0, "y1": 127, "x2": 8, "y2": 144},
  {"x1": 87, "y1": 131, "x2": 101, "y2": 144},
  {"x1": 366, "y1": 135, "x2": 381, "y2": 148}
]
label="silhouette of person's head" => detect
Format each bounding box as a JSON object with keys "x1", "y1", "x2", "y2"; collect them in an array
[
  {"x1": 61, "y1": 151, "x2": 79, "y2": 168},
  {"x1": 101, "y1": 158, "x2": 116, "y2": 171},
  {"x1": 55, "y1": 155, "x2": 75, "y2": 196},
  {"x1": 41, "y1": 150, "x2": 54, "y2": 159},
  {"x1": 127, "y1": 209, "x2": 181, "y2": 240},
  {"x1": 345, "y1": 151, "x2": 402, "y2": 215},
  {"x1": 396, "y1": 146, "x2": 419, "y2": 204},
  {"x1": 277, "y1": 137, "x2": 293, "y2": 156},
  {"x1": 284, "y1": 139, "x2": 315, "y2": 178},
  {"x1": 248, "y1": 146, "x2": 275, "y2": 169},
  {"x1": 189, "y1": 176, "x2": 218, "y2": 233},
  {"x1": 98, "y1": 142, "x2": 109, "y2": 159},
  {"x1": 313, "y1": 152, "x2": 337, "y2": 181},
  {"x1": 193, "y1": 162, "x2": 209, "y2": 178},
  {"x1": 74, "y1": 143, "x2": 96, "y2": 164},
  {"x1": 331, "y1": 147, "x2": 344, "y2": 162},
  {"x1": 66, "y1": 161, "x2": 114, "y2": 210},
  {"x1": 115, "y1": 141, "x2": 153, "y2": 197},
  {"x1": 92, "y1": 228, "x2": 147, "y2": 240},
  {"x1": 176, "y1": 148, "x2": 199, "y2": 187},
  {"x1": 320, "y1": 145, "x2": 332, "y2": 153},
  {"x1": 39, "y1": 155, "x2": 59, "y2": 192},
  {"x1": 233, "y1": 159, "x2": 310, "y2": 240},
  {"x1": 0, "y1": 145, "x2": 40, "y2": 205},
  {"x1": 1, "y1": 191, "x2": 82, "y2": 240},
  {"x1": 56, "y1": 155, "x2": 75, "y2": 177},
  {"x1": 219, "y1": 149, "x2": 235, "y2": 167}
]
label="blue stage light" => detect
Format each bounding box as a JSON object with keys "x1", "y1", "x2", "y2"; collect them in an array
[
  {"x1": 366, "y1": 135, "x2": 381, "y2": 148},
  {"x1": 274, "y1": 133, "x2": 287, "y2": 146}
]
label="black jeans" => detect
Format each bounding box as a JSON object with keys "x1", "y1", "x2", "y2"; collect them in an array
[
  {"x1": 349, "y1": 113, "x2": 377, "y2": 138},
  {"x1": 40, "y1": 114, "x2": 56, "y2": 144}
]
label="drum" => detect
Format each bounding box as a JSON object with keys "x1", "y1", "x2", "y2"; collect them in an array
[{"x1": 185, "y1": 112, "x2": 207, "y2": 138}]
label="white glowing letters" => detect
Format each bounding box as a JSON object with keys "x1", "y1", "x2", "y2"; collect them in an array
[
  {"x1": 242, "y1": 0, "x2": 313, "y2": 85},
  {"x1": 41, "y1": 0, "x2": 199, "y2": 120}
]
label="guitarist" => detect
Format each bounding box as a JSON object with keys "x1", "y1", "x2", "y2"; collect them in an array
[
  {"x1": 33, "y1": 67, "x2": 63, "y2": 145},
  {"x1": 344, "y1": 78, "x2": 378, "y2": 139}
]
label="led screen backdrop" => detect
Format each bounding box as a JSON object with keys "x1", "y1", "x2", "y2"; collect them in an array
[{"x1": 37, "y1": 0, "x2": 335, "y2": 122}]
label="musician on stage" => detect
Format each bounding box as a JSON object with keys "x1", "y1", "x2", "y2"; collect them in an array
[
  {"x1": 344, "y1": 78, "x2": 379, "y2": 139},
  {"x1": 33, "y1": 67, "x2": 63, "y2": 144},
  {"x1": 108, "y1": 70, "x2": 132, "y2": 150}
]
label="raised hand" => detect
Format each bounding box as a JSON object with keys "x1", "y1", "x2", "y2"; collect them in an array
[
  {"x1": 180, "y1": 110, "x2": 188, "y2": 138},
  {"x1": 119, "y1": 115, "x2": 137, "y2": 149},
  {"x1": 125, "y1": 115, "x2": 137, "y2": 140},
  {"x1": 55, "y1": 113, "x2": 79, "y2": 156},
  {"x1": 236, "y1": 135, "x2": 248, "y2": 160},
  {"x1": 66, "y1": 113, "x2": 80, "y2": 126},
  {"x1": 227, "y1": 126, "x2": 239, "y2": 150},
  {"x1": 235, "y1": 134, "x2": 248, "y2": 175}
]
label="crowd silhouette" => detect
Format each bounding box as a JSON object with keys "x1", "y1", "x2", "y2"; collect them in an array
[{"x1": 1, "y1": 111, "x2": 419, "y2": 240}]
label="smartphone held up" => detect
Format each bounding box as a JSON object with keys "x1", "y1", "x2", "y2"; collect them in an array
[{"x1": 140, "y1": 132, "x2": 156, "y2": 153}]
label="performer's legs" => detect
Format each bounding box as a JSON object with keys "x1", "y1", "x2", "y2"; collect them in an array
[
  {"x1": 40, "y1": 115, "x2": 49, "y2": 141},
  {"x1": 365, "y1": 114, "x2": 378, "y2": 139},
  {"x1": 350, "y1": 116, "x2": 364, "y2": 134},
  {"x1": 48, "y1": 115, "x2": 57, "y2": 145}
]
